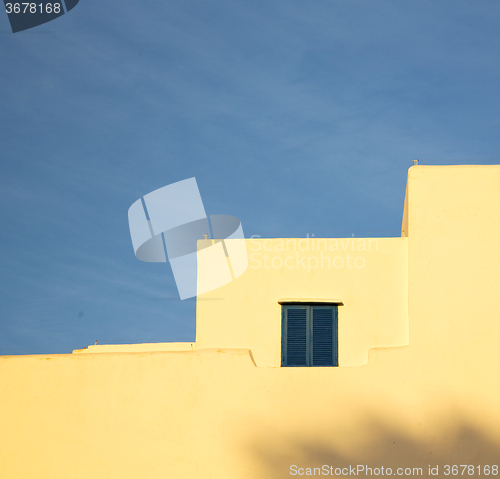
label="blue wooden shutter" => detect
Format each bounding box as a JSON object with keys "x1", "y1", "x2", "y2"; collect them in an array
[
  {"x1": 312, "y1": 306, "x2": 338, "y2": 367},
  {"x1": 283, "y1": 307, "x2": 308, "y2": 366}
]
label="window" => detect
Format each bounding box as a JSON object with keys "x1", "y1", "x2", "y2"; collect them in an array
[{"x1": 281, "y1": 304, "x2": 338, "y2": 367}]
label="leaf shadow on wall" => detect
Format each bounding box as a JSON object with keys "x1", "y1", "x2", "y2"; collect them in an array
[{"x1": 247, "y1": 415, "x2": 500, "y2": 478}]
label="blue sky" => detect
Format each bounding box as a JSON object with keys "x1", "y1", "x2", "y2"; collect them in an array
[{"x1": 1, "y1": 1, "x2": 499, "y2": 354}]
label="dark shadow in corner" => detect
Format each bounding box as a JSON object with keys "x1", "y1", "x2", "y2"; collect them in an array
[{"x1": 247, "y1": 415, "x2": 500, "y2": 478}]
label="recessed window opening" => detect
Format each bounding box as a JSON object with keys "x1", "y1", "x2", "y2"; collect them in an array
[{"x1": 281, "y1": 304, "x2": 338, "y2": 367}]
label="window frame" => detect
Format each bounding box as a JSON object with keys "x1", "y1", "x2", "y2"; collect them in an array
[{"x1": 281, "y1": 303, "x2": 339, "y2": 367}]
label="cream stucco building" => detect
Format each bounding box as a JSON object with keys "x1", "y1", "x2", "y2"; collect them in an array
[{"x1": 1, "y1": 165, "x2": 499, "y2": 478}]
